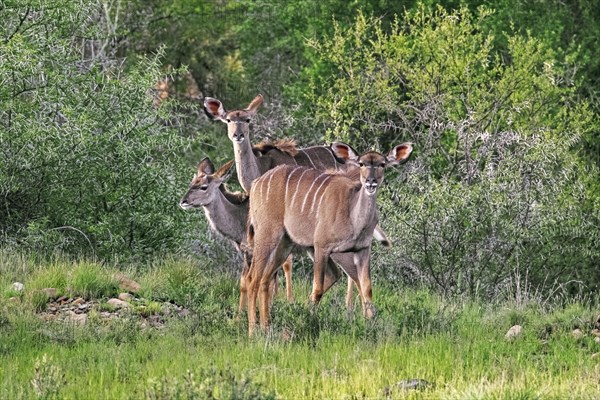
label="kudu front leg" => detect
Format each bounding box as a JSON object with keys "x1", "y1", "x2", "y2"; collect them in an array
[{"x1": 311, "y1": 249, "x2": 330, "y2": 304}]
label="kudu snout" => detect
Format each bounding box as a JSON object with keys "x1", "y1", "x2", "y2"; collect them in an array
[
  {"x1": 364, "y1": 167, "x2": 379, "y2": 194},
  {"x1": 231, "y1": 123, "x2": 245, "y2": 143}
]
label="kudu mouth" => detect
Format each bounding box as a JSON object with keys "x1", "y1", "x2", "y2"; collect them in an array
[
  {"x1": 179, "y1": 201, "x2": 195, "y2": 210},
  {"x1": 364, "y1": 183, "x2": 378, "y2": 195}
]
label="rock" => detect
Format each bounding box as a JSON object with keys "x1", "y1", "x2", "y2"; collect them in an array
[
  {"x1": 592, "y1": 352, "x2": 599, "y2": 359},
  {"x1": 41, "y1": 288, "x2": 58, "y2": 299},
  {"x1": 592, "y1": 329, "x2": 600, "y2": 337},
  {"x1": 107, "y1": 298, "x2": 131, "y2": 309},
  {"x1": 118, "y1": 293, "x2": 133, "y2": 302},
  {"x1": 595, "y1": 337, "x2": 600, "y2": 344},
  {"x1": 178, "y1": 308, "x2": 191, "y2": 317},
  {"x1": 113, "y1": 272, "x2": 141, "y2": 293},
  {"x1": 595, "y1": 314, "x2": 600, "y2": 330},
  {"x1": 12, "y1": 282, "x2": 24, "y2": 292},
  {"x1": 572, "y1": 329, "x2": 584, "y2": 339},
  {"x1": 72, "y1": 297, "x2": 85, "y2": 305},
  {"x1": 66, "y1": 311, "x2": 87, "y2": 325},
  {"x1": 56, "y1": 296, "x2": 68, "y2": 303},
  {"x1": 505, "y1": 325, "x2": 523, "y2": 340},
  {"x1": 8, "y1": 297, "x2": 19, "y2": 303}
]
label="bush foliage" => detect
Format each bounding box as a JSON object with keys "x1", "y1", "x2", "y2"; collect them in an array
[
  {"x1": 1, "y1": 1, "x2": 598, "y2": 295},
  {"x1": 301, "y1": 6, "x2": 600, "y2": 294},
  {"x1": 0, "y1": 0, "x2": 194, "y2": 260}
]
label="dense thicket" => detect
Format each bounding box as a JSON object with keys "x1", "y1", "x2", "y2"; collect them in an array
[
  {"x1": 0, "y1": 0, "x2": 193, "y2": 259},
  {"x1": 1, "y1": 0, "x2": 598, "y2": 295}
]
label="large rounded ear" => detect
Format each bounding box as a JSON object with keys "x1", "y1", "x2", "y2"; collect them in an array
[
  {"x1": 330, "y1": 141, "x2": 360, "y2": 162},
  {"x1": 203, "y1": 97, "x2": 227, "y2": 121},
  {"x1": 245, "y1": 94, "x2": 263, "y2": 115},
  {"x1": 197, "y1": 157, "x2": 215, "y2": 176},
  {"x1": 215, "y1": 160, "x2": 235, "y2": 183},
  {"x1": 386, "y1": 143, "x2": 413, "y2": 165}
]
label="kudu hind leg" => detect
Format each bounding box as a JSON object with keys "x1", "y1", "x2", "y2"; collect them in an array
[
  {"x1": 239, "y1": 252, "x2": 251, "y2": 313},
  {"x1": 282, "y1": 254, "x2": 294, "y2": 302},
  {"x1": 355, "y1": 249, "x2": 376, "y2": 318}
]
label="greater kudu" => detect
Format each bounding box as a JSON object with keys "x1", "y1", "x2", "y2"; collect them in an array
[
  {"x1": 203, "y1": 94, "x2": 391, "y2": 310},
  {"x1": 179, "y1": 158, "x2": 293, "y2": 312},
  {"x1": 246, "y1": 142, "x2": 413, "y2": 335}
]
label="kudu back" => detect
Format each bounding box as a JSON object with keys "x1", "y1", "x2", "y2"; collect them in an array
[{"x1": 246, "y1": 141, "x2": 413, "y2": 335}]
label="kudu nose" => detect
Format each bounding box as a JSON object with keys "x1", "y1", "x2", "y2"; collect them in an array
[{"x1": 233, "y1": 126, "x2": 245, "y2": 142}]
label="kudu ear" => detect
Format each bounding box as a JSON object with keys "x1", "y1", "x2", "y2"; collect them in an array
[
  {"x1": 197, "y1": 157, "x2": 215, "y2": 176},
  {"x1": 215, "y1": 160, "x2": 235, "y2": 183},
  {"x1": 203, "y1": 97, "x2": 227, "y2": 121},
  {"x1": 245, "y1": 94, "x2": 263, "y2": 115},
  {"x1": 387, "y1": 143, "x2": 413, "y2": 165},
  {"x1": 330, "y1": 142, "x2": 360, "y2": 162}
]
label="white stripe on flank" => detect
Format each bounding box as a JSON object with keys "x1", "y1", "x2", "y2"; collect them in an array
[
  {"x1": 314, "y1": 177, "x2": 331, "y2": 219},
  {"x1": 265, "y1": 170, "x2": 275, "y2": 203},
  {"x1": 301, "y1": 149, "x2": 316, "y2": 169},
  {"x1": 310, "y1": 175, "x2": 331, "y2": 213},
  {"x1": 300, "y1": 173, "x2": 324, "y2": 213},
  {"x1": 290, "y1": 169, "x2": 311, "y2": 207},
  {"x1": 285, "y1": 167, "x2": 302, "y2": 198}
]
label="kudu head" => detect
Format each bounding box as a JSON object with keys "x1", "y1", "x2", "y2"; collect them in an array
[
  {"x1": 203, "y1": 95, "x2": 264, "y2": 144},
  {"x1": 179, "y1": 158, "x2": 235, "y2": 209},
  {"x1": 331, "y1": 142, "x2": 413, "y2": 196}
]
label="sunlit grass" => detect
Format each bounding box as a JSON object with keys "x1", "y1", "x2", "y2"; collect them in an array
[{"x1": 0, "y1": 253, "x2": 599, "y2": 399}]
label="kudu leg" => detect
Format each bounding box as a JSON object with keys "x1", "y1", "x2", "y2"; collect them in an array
[
  {"x1": 239, "y1": 252, "x2": 251, "y2": 313},
  {"x1": 330, "y1": 252, "x2": 359, "y2": 314},
  {"x1": 258, "y1": 241, "x2": 292, "y2": 331},
  {"x1": 355, "y1": 248, "x2": 376, "y2": 318},
  {"x1": 282, "y1": 254, "x2": 294, "y2": 302},
  {"x1": 346, "y1": 278, "x2": 355, "y2": 312},
  {"x1": 311, "y1": 248, "x2": 331, "y2": 304}
]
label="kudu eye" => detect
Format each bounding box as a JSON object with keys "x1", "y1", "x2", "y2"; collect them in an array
[
  {"x1": 200, "y1": 185, "x2": 209, "y2": 191},
  {"x1": 245, "y1": 118, "x2": 251, "y2": 123},
  {"x1": 226, "y1": 118, "x2": 231, "y2": 123},
  {"x1": 358, "y1": 162, "x2": 365, "y2": 167}
]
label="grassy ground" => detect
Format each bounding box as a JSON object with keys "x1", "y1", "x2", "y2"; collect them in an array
[{"x1": 1, "y1": 253, "x2": 599, "y2": 399}]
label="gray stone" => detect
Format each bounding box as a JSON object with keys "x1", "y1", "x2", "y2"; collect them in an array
[
  {"x1": 72, "y1": 297, "x2": 85, "y2": 305},
  {"x1": 12, "y1": 282, "x2": 24, "y2": 292},
  {"x1": 572, "y1": 329, "x2": 584, "y2": 339}
]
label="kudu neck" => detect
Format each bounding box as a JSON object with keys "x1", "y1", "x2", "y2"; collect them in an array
[
  {"x1": 349, "y1": 185, "x2": 380, "y2": 231},
  {"x1": 232, "y1": 137, "x2": 262, "y2": 193},
  {"x1": 203, "y1": 188, "x2": 248, "y2": 245}
]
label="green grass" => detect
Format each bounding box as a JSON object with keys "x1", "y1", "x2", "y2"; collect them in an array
[{"x1": 0, "y1": 252, "x2": 599, "y2": 399}]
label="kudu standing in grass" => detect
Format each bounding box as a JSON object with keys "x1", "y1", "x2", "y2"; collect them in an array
[
  {"x1": 203, "y1": 94, "x2": 391, "y2": 310},
  {"x1": 246, "y1": 141, "x2": 413, "y2": 335},
  {"x1": 179, "y1": 158, "x2": 293, "y2": 312}
]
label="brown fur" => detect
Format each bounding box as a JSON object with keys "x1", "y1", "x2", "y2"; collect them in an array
[
  {"x1": 253, "y1": 138, "x2": 299, "y2": 157},
  {"x1": 245, "y1": 143, "x2": 413, "y2": 335}
]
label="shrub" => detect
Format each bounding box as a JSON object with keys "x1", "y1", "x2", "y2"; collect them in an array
[
  {"x1": 302, "y1": 5, "x2": 600, "y2": 296},
  {"x1": 0, "y1": 0, "x2": 196, "y2": 260}
]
